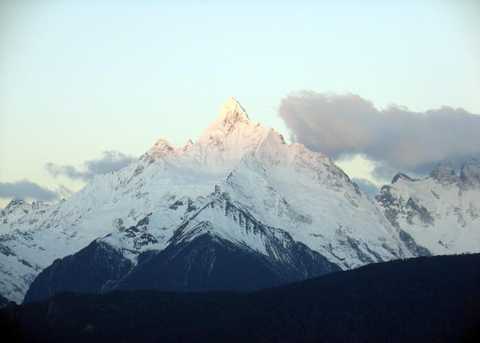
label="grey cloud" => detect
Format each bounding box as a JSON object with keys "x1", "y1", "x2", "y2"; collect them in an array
[
  {"x1": 46, "y1": 151, "x2": 135, "y2": 181},
  {"x1": 279, "y1": 91, "x2": 480, "y2": 174},
  {"x1": 45, "y1": 164, "x2": 86, "y2": 181},
  {"x1": 0, "y1": 180, "x2": 58, "y2": 201}
]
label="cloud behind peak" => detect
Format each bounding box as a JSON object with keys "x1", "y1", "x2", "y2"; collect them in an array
[
  {"x1": 0, "y1": 180, "x2": 58, "y2": 202},
  {"x1": 46, "y1": 150, "x2": 135, "y2": 181},
  {"x1": 279, "y1": 91, "x2": 480, "y2": 174}
]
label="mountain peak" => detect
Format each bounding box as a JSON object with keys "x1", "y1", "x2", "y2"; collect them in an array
[
  {"x1": 209, "y1": 97, "x2": 250, "y2": 133},
  {"x1": 146, "y1": 138, "x2": 176, "y2": 160},
  {"x1": 219, "y1": 97, "x2": 249, "y2": 124},
  {"x1": 460, "y1": 158, "x2": 480, "y2": 187},
  {"x1": 199, "y1": 98, "x2": 257, "y2": 143},
  {"x1": 430, "y1": 162, "x2": 458, "y2": 185},
  {"x1": 152, "y1": 138, "x2": 174, "y2": 151},
  {"x1": 4, "y1": 199, "x2": 26, "y2": 211}
]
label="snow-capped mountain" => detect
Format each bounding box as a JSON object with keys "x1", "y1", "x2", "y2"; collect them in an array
[
  {"x1": 1, "y1": 98, "x2": 479, "y2": 303},
  {"x1": 376, "y1": 161, "x2": 480, "y2": 255},
  {"x1": 2, "y1": 98, "x2": 264, "y2": 302},
  {"x1": 24, "y1": 190, "x2": 341, "y2": 303}
]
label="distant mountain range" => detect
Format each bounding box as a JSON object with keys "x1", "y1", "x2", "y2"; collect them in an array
[
  {"x1": 2, "y1": 253, "x2": 479, "y2": 343},
  {"x1": 1, "y1": 98, "x2": 479, "y2": 303}
]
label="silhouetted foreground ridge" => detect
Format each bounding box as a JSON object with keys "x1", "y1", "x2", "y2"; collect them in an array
[{"x1": 1, "y1": 254, "x2": 479, "y2": 343}]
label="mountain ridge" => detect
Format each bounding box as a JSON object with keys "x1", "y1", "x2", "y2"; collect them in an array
[
  {"x1": 1, "y1": 98, "x2": 479, "y2": 303},
  {"x1": 4, "y1": 253, "x2": 480, "y2": 343}
]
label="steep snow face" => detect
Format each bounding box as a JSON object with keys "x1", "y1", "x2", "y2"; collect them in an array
[
  {"x1": 171, "y1": 191, "x2": 299, "y2": 259},
  {"x1": 0, "y1": 200, "x2": 50, "y2": 231},
  {"x1": 224, "y1": 130, "x2": 411, "y2": 269},
  {"x1": 376, "y1": 162, "x2": 480, "y2": 255},
  {"x1": 191, "y1": 97, "x2": 268, "y2": 173}
]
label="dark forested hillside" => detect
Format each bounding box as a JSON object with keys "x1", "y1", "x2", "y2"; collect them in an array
[
  {"x1": 2, "y1": 254, "x2": 480, "y2": 343},
  {"x1": 24, "y1": 230, "x2": 339, "y2": 304},
  {"x1": 0, "y1": 294, "x2": 9, "y2": 308}
]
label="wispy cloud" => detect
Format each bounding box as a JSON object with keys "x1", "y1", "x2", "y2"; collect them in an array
[
  {"x1": 279, "y1": 91, "x2": 480, "y2": 176},
  {"x1": 46, "y1": 150, "x2": 135, "y2": 181},
  {"x1": 0, "y1": 180, "x2": 58, "y2": 201}
]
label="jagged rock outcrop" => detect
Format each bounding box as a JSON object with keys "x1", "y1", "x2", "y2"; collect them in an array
[{"x1": 376, "y1": 161, "x2": 480, "y2": 255}]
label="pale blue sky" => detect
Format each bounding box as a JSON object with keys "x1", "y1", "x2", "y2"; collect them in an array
[{"x1": 0, "y1": 1, "x2": 479, "y2": 203}]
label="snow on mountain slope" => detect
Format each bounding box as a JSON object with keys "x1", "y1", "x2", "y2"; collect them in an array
[
  {"x1": 2, "y1": 97, "x2": 475, "y2": 303},
  {"x1": 223, "y1": 129, "x2": 411, "y2": 269},
  {"x1": 0, "y1": 98, "x2": 270, "y2": 302},
  {"x1": 0, "y1": 200, "x2": 50, "y2": 232},
  {"x1": 112, "y1": 191, "x2": 339, "y2": 294},
  {"x1": 24, "y1": 189, "x2": 340, "y2": 303},
  {"x1": 96, "y1": 120, "x2": 413, "y2": 271},
  {"x1": 376, "y1": 162, "x2": 480, "y2": 255}
]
